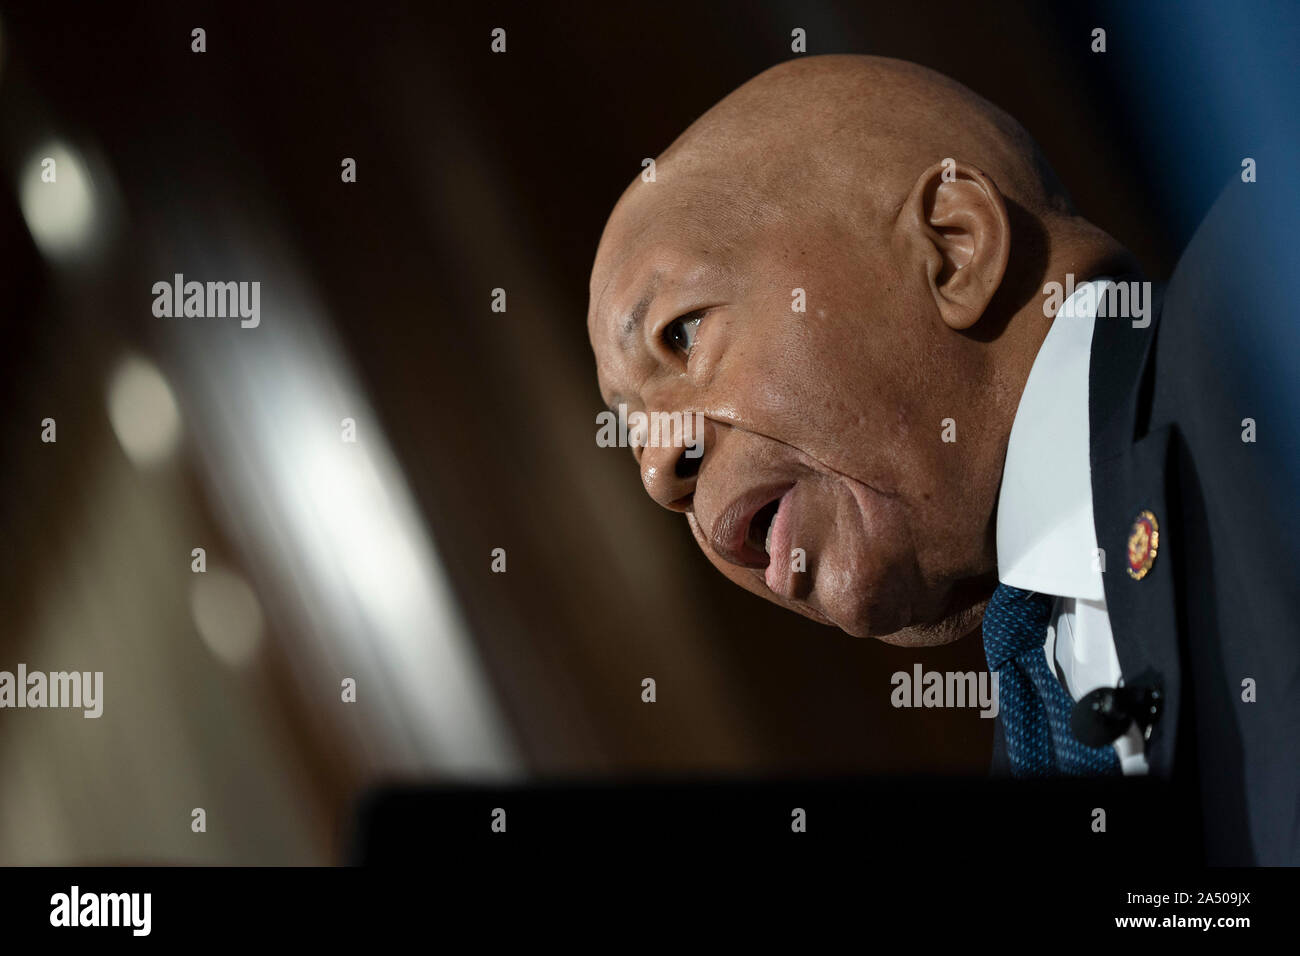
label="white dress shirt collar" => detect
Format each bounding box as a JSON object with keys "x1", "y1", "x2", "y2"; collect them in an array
[{"x1": 995, "y1": 278, "x2": 1111, "y2": 602}]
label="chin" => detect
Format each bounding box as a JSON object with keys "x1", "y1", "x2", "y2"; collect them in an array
[
  {"x1": 819, "y1": 579, "x2": 990, "y2": 646},
  {"x1": 869, "y1": 595, "x2": 991, "y2": 647},
  {"x1": 809, "y1": 565, "x2": 915, "y2": 639}
]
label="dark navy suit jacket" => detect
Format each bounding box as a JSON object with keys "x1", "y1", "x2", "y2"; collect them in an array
[{"x1": 991, "y1": 178, "x2": 1300, "y2": 866}]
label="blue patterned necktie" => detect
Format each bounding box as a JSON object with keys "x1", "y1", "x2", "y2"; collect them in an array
[{"x1": 983, "y1": 583, "x2": 1121, "y2": 777}]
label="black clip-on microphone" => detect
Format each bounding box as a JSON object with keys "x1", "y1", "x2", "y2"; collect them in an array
[{"x1": 1070, "y1": 670, "x2": 1163, "y2": 748}]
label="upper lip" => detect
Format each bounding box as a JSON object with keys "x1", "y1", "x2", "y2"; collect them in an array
[{"x1": 706, "y1": 482, "x2": 793, "y2": 568}]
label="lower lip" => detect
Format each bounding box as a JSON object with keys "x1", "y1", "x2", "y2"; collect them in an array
[{"x1": 764, "y1": 491, "x2": 796, "y2": 596}]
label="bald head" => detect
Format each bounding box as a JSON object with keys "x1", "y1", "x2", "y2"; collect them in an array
[
  {"x1": 588, "y1": 55, "x2": 1128, "y2": 645},
  {"x1": 660, "y1": 55, "x2": 1071, "y2": 218}
]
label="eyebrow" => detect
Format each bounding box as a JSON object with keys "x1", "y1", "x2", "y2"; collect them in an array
[
  {"x1": 604, "y1": 272, "x2": 663, "y2": 413},
  {"x1": 619, "y1": 287, "x2": 656, "y2": 352}
]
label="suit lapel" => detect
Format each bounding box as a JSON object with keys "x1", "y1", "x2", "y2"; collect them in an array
[{"x1": 1089, "y1": 280, "x2": 1183, "y2": 775}]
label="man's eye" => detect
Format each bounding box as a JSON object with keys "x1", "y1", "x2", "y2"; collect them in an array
[{"x1": 665, "y1": 312, "x2": 704, "y2": 355}]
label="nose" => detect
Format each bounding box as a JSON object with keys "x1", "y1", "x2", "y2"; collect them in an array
[{"x1": 640, "y1": 414, "x2": 709, "y2": 512}]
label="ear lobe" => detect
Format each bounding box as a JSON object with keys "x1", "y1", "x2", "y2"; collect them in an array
[{"x1": 897, "y1": 160, "x2": 1011, "y2": 331}]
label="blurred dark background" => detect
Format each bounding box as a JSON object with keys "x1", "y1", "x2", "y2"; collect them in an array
[{"x1": 0, "y1": 0, "x2": 1293, "y2": 863}]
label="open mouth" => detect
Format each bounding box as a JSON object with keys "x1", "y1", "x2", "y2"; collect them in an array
[
  {"x1": 709, "y1": 482, "x2": 795, "y2": 569},
  {"x1": 745, "y1": 497, "x2": 782, "y2": 560}
]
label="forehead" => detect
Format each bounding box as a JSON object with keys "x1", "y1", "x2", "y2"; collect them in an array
[{"x1": 587, "y1": 177, "x2": 762, "y2": 338}]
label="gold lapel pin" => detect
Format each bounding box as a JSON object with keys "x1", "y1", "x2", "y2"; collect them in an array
[{"x1": 1126, "y1": 510, "x2": 1160, "y2": 580}]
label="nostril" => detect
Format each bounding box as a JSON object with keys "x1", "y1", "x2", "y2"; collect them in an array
[{"x1": 675, "y1": 449, "x2": 701, "y2": 479}]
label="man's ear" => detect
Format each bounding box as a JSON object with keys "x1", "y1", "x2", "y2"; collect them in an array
[{"x1": 895, "y1": 159, "x2": 1011, "y2": 331}]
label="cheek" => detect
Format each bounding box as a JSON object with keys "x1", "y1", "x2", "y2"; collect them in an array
[{"x1": 717, "y1": 296, "x2": 931, "y2": 489}]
